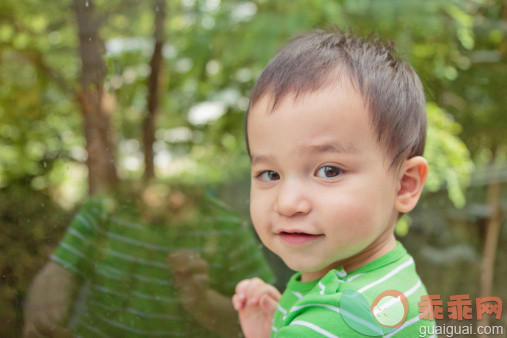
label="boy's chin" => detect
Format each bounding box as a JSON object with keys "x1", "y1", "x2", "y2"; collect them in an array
[{"x1": 284, "y1": 260, "x2": 334, "y2": 277}]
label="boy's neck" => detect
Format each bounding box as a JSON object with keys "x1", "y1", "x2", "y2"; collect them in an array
[{"x1": 300, "y1": 232, "x2": 397, "y2": 282}]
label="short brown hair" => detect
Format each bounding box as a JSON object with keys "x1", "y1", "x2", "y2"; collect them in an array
[{"x1": 246, "y1": 29, "x2": 426, "y2": 167}]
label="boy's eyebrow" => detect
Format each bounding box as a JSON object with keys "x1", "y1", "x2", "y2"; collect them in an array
[
  {"x1": 307, "y1": 142, "x2": 358, "y2": 154},
  {"x1": 250, "y1": 154, "x2": 274, "y2": 166},
  {"x1": 250, "y1": 142, "x2": 358, "y2": 165}
]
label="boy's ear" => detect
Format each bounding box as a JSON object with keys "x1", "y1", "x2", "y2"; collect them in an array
[{"x1": 394, "y1": 156, "x2": 429, "y2": 213}]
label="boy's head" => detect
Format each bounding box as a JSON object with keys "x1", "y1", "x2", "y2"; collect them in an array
[
  {"x1": 246, "y1": 30, "x2": 429, "y2": 281},
  {"x1": 246, "y1": 30, "x2": 427, "y2": 167}
]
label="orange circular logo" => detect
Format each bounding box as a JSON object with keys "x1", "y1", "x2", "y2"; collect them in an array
[{"x1": 370, "y1": 290, "x2": 409, "y2": 328}]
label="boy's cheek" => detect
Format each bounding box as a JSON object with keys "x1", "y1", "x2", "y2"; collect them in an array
[
  {"x1": 251, "y1": 211, "x2": 268, "y2": 234},
  {"x1": 326, "y1": 198, "x2": 378, "y2": 236},
  {"x1": 250, "y1": 199, "x2": 268, "y2": 228},
  {"x1": 250, "y1": 190, "x2": 270, "y2": 213}
]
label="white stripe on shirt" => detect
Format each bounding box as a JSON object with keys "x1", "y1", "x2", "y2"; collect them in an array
[
  {"x1": 385, "y1": 314, "x2": 422, "y2": 337},
  {"x1": 405, "y1": 279, "x2": 422, "y2": 297},
  {"x1": 76, "y1": 214, "x2": 93, "y2": 231},
  {"x1": 95, "y1": 265, "x2": 172, "y2": 286},
  {"x1": 290, "y1": 320, "x2": 339, "y2": 338},
  {"x1": 110, "y1": 216, "x2": 144, "y2": 230},
  {"x1": 357, "y1": 257, "x2": 414, "y2": 294},
  {"x1": 346, "y1": 273, "x2": 364, "y2": 282},
  {"x1": 105, "y1": 249, "x2": 168, "y2": 269},
  {"x1": 68, "y1": 228, "x2": 87, "y2": 242},
  {"x1": 95, "y1": 314, "x2": 186, "y2": 336},
  {"x1": 89, "y1": 300, "x2": 183, "y2": 320},
  {"x1": 60, "y1": 242, "x2": 87, "y2": 259},
  {"x1": 81, "y1": 322, "x2": 108, "y2": 337},
  {"x1": 318, "y1": 281, "x2": 326, "y2": 295},
  {"x1": 289, "y1": 303, "x2": 380, "y2": 334},
  {"x1": 50, "y1": 255, "x2": 79, "y2": 275},
  {"x1": 277, "y1": 304, "x2": 287, "y2": 315},
  {"x1": 106, "y1": 232, "x2": 172, "y2": 251},
  {"x1": 291, "y1": 291, "x2": 303, "y2": 299},
  {"x1": 290, "y1": 303, "x2": 341, "y2": 314}
]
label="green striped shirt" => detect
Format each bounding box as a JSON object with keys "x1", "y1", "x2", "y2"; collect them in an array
[
  {"x1": 51, "y1": 194, "x2": 274, "y2": 337},
  {"x1": 271, "y1": 242, "x2": 435, "y2": 337}
]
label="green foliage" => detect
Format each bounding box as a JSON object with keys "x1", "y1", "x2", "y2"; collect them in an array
[
  {"x1": 0, "y1": 0, "x2": 81, "y2": 190},
  {"x1": 0, "y1": 184, "x2": 71, "y2": 336},
  {"x1": 425, "y1": 103, "x2": 474, "y2": 208},
  {"x1": 5, "y1": 0, "x2": 497, "y2": 198},
  {"x1": 395, "y1": 214, "x2": 412, "y2": 237}
]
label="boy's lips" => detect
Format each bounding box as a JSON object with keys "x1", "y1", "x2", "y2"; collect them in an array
[{"x1": 277, "y1": 230, "x2": 324, "y2": 245}]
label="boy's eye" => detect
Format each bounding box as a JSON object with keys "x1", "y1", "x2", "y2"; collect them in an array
[
  {"x1": 316, "y1": 166, "x2": 342, "y2": 178},
  {"x1": 258, "y1": 170, "x2": 280, "y2": 181}
]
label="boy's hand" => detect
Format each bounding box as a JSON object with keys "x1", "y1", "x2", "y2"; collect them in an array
[
  {"x1": 167, "y1": 250, "x2": 210, "y2": 310},
  {"x1": 168, "y1": 250, "x2": 244, "y2": 337},
  {"x1": 233, "y1": 278, "x2": 281, "y2": 338},
  {"x1": 24, "y1": 318, "x2": 73, "y2": 338},
  {"x1": 23, "y1": 261, "x2": 75, "y2": 338}
]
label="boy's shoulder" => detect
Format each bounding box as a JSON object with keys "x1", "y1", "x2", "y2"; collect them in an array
[
  {"x1": 298, "y1": 242, "x2": 417, "y2": 295},
  {"x1": 274, "y1": 243, "x2": 434, "y2": 337}
]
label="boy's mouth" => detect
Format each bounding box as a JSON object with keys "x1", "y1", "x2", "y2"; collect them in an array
[{"x1": 278, "y1": 231, "x2": 324, "y2": 245}]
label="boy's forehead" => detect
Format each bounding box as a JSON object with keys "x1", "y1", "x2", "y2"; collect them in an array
[
  {"x1": 247, "y1": 85, "x2": 372, "y2": 147},
  {"x1": 247, "y1": 85, "x2": 398, "y2": 170},
  {"x1": 248, "y1": 73, "x2": 363, "y2": 118}
]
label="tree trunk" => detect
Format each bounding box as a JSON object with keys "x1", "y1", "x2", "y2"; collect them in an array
[
  {"x1": 74, "y1": 0, "x2": 118, "y2": 194},
  {"x1": 477, "y1": 148, "x2": 503, "y2": 334},
  {"x1": 143, "y1": 0, "x2": 167, "y2": 181}
]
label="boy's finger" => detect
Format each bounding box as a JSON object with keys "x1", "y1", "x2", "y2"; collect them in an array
[
  {"x1": 167, "y1": 250, "x2": 202, "y2": 266},
  {"x1": 50, "y1": 326, "x2": 73, "y2": 338},
  {"x1": 189, "y1": 273, "x2": 210, "y2": 291},
  {"x1": 242, "y1": 277, "x2": 264, "y2": 295},
  {"x1": 172, "y1": 266, "x2": 189, "y2": 275},
  {"x1": 260, "y1": 294, "x2": 279, "y2": 319},
  {"x1": 23, "y1": 323, "x2": 43, "y2": 338},
  {"x1": 261, "y1": 284, "x2": 282, "y2": 302},
  {"x1": 244, "y1": 279, "x2": 279, "y2": 304},
  {"x1": 185, "y1": 259, "x2": 209, "y2": 274},
  {"x1": 232, "y1": 294, "x2": 246, "y2": 311},
  {"x1": 236, "y1": 277, "x2": 276, "y2": 307},
  {"x1": 246, "y1": 284, "x2": 269, "y2": 305},
  {"x1": 232, "y1": 294, "x2": 240, "y2": 310},
  {"x1": 35, "y1": 321, "x2": 72, "y2": 337},
  {"x1": 243, "y1": 284, "x2": 262, "y2": 305},
  {"x1": 235, "y1": 278, "x2": 251, "y2": 294}
]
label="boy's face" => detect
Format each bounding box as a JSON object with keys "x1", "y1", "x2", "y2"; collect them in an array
[{"x1": 248, "y1": 83, "x2": 401, "y2": 280}]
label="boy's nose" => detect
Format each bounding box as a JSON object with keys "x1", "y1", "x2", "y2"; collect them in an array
[{"x1": 274, "y1": 179, "x2": 312, "y2": 217}]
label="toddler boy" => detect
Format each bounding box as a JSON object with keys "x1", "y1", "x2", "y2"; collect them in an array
[
  {"x1": 233, "y1": 30, "x2": 435, "y2": 337},
  {"x1": 24, "y1": 188, "x2": 274, "y2": 337}
]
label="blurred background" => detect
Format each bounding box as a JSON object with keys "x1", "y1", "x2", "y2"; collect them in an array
[{"x1": 1, "y1": 0, "x2": 505, "y2": 336}]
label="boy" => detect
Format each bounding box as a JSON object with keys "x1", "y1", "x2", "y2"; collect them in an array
[
  {"x1": 23, "y1": 186, "x2": 274, "y2": 337},
  {"x1": 232, "y1": 30, "x2": 435, "y2": 337}
]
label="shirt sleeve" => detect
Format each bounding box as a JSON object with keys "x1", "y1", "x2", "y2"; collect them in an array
[
  {"x1": 274, "y1": 295, "x2": 363, "y2": 338},
  {"x1": 50, "y1": 196, "x2": 109, "y2": 278},
  {"x1": 275, "y1": 286, "x2": 434, "y2": 338}
]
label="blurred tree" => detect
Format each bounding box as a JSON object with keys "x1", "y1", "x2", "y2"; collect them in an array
[
  {"x1": 440, "y1": 1, "x2": 506, "y2": 331},
  {"x1": 74, "y1": 0, "x2": 118, "y2": 193},
  {"x1": 0, "y1": 0, "x2": 478, "y2": 197},
  {"x1": 143, "y1": 0, "x2": 167, "y2": 181}
]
